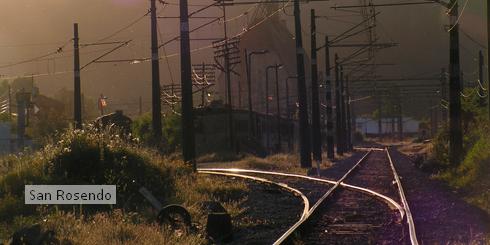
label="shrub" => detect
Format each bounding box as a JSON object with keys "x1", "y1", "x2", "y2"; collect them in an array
[
  {"x1": 0, "y1": 128, "x2": 251, "y2": 243},
  {"x1": 443, "y1": 133, "x2": 490, "y2": 190},
  {"x1": 0, "y1": 128, "x2": 191, "y2": 219},
  {"x1": 132, "y1": 113, "x2": 182, "y2": 153}
]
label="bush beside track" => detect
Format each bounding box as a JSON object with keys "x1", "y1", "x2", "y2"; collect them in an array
[{"x1": 0, "y1": 128, "x2": 249, "y2": 244}]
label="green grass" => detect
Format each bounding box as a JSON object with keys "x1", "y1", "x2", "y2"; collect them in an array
[
  {"x1": 0, "y1": 128, "x2": 249, "y2": 244},
  {"x1": 437, "y1": 127, "x2": 490, "y2": 215}
]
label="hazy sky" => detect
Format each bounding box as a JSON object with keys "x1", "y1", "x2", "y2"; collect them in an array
[{"x1": 0, "y1": 0, "x2": 487, "y2": 115}]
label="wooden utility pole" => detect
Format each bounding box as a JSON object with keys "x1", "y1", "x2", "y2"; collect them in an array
[
  {"x1": 448, "y1": 0, "x2": 463, "y2": 166},
  {"x1": 294, "y1": 0, "x2": 312, "y2": 167},
  {"x1": 310, "y1": 9, "x2": 322, "y2": 162},
  {"x1": 488, "y1": 0, "x2": 490, "y2": 120},
  {"x1": 179, "y1": 0, "x2": 196, "y2": 167},
  {"x1": 73, "y1": 23, "x2": 82, "y2": 129},
  {"x1": 334, "y1": 54, "x2": 343, "y2": 155},
  {"x1": 324, "y1": 36, "x2": 335, "y2": 160},
  {"x1": 150, "y1": 0, "x2": 162, "y2": 141}
]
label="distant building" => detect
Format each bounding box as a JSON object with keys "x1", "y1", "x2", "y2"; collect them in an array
[{"x1": 355, "y1": 117, "x2": 420, "y2": 136}]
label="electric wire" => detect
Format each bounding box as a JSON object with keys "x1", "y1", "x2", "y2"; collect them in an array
[
  {"x1": 447, "y1": 0, "x2": 469, "y2": 32},
  {"x1": 97, "y1": 10, "x2": 150, "y2": 42},
  {"x1": 0, "y1": 39, "x2": 71, "y2": 69}
]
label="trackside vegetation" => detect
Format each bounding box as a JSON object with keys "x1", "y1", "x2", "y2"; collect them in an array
[
  {"x1": 428, "y1": 88, "x2": 490, "y2": 215},
  {"x1": 0, "y1": 128, "x2": 249, "y2": 244}
]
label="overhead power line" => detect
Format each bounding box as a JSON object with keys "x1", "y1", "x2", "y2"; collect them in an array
[
  {"x1": 97, "y1": 10, "x2": 150, "y2": 42},
  {"x1": 0, "y1": 39, "x2": 71, "y2": 69}
]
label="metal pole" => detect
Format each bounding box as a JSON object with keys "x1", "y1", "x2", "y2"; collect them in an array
[
  {"x1": 440, "y1": 68, "x2": 448, "y2": 123},
  {"x1": 8, "y1": 85, "x2": 11, "y2": 121},
  {"x1": 222, "y1": 2, "x2": 234, "y2": 151},
  {"x1": 275, "y1": 65, "x2": 281, "y2": 152},
  {"x1": 73, "y1": 23, "x2": 82, "y2": 129},
  {"x1": 246, "y1": 50, "x2": 267, "y2": 139},
  {"x1": 180, "y1": 0, "x2": 196, "y2": 168},
  {"x1": 310, "y1": 9, "x2": 322, "y2": 162},
  {"x1": 201, "y1": 62, "x2": 206, "y2": 107},
  {"x1": 246, "y1": 49, "x2": 253, "y2": 138},
  {"x1": 488, "y1": 0, "x2": 490, "y2": 120},
  {"x1": 340, "y1": 65, "x2": 346, "y2": 152},
  {"x1": 430, "y1": 101, "x2": 436, "y2": 137},
  {"x1": 286, "y1": 77, "x2": 293, "y2": 151},
  {"x1": 294, "y1": 0, "x2": 312, "y2": 168},
  {"x1": 345, "y1": 76, "x2": 352, "y2": 150},
  {"x1": 99, "y1": 94, "x2": 104, "y2": 116},
  {"x1": 448, "y1": 0, "x2": 463, "y2": 166},
  {"x1": 398, "y1": 97, "x2": 403, "y2": 140},
  {"x1": 151, "y1": 0, "x2": 162, "y2": 141},
  {"x1": 479, "y1": 50, "x2": 485, "y2": 106},
  {"x1": 266, "y1": 67, "x2": 270, "y2": 151},
  {"x1": 325, "y1": 36, "x2": 335, "y2": 160},
  {"x1": 238, "y1": 80, "x2": 242, "y2": 109},
  {"x1": 377, "y1": 87, "x2": 382, "y2": 137},
  {"x1": 334, "y1": 54, "x2": 343, "y2": 155},
  {"x1": 139, "y1": 96, "x2": 142, "y2": 116},
  {"x1": 16, "y1": 92, "x2": 26, "y2": 150}
]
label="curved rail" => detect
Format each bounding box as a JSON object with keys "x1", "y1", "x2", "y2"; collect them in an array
[
  {"x1": 198, "y1": 147, "x2": 419, "y2": 245},
  {"x1": 198, "y1": 170, "x2": 310, "y2": 223},
  {"x1": 271, "y1": 149, "x2": 373, "y2": 244},
  {"x1": 197, "y1": 168, "x2": 404, "y2": 218},
  {"x1": 385, "y1": 147, "x2": 419, "y2": 245}
]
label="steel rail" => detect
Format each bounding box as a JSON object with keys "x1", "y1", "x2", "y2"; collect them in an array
[
  {"x1": 385, "y1": 147, "x2": 419, "y2": 245},
  {"x1": 198, "y1": 170, "x2": 310, "y2": 221},
  {"x1": 198, "y1": 167, "x2": 404, "y2": 218},
  {"x1": 354, "y1": 146, "x2": 385, "y2": 151},
  {"x1": 272, "y1": 149, "x2": 373, "y2": 244},
  {"x1": 198, "y1": 147, "x2": 418, "y2": 244}
]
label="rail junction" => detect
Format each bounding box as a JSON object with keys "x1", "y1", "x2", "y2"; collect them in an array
[{"x1": 199, "y1": 147, "x2": 418, "y2": 244}]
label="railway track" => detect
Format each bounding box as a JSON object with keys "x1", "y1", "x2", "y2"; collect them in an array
[{"x1": 198, "y1": 147, "x2": 418, "y2": 245}]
